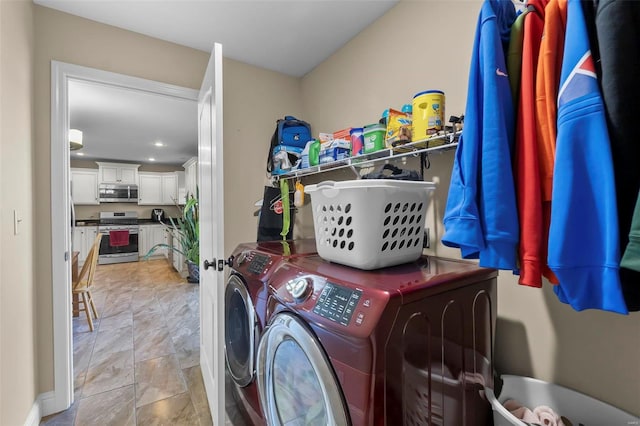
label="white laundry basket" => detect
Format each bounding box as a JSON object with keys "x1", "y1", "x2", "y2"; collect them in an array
[
  {"x1": 304, "y1": 179, "x2": 436, "y2": 270},
  {"x1": 486, "y1": 375, "x2": 640, "y2": 426}
]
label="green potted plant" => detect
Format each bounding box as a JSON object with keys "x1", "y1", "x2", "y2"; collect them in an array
[{"x1": 145, "y1": 192, "x2": 200, "y2": 283}]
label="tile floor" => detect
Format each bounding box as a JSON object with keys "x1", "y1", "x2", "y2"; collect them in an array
[{"x1": 41, "y1": 259, "x2": 212, "y2": 426}]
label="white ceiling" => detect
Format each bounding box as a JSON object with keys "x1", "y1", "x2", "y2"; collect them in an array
[
  {"x1": 69, "y1": 80, "x2": 198, "y2": 166},
  {"x1": 44, "y1": 0, "x2": 398, "y2": 166},
  {"x1": 34, "y1": 0, "x2": 398, "y2": 78}
]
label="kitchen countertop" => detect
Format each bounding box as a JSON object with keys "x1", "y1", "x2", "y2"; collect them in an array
[
  {"x1": 74, "y1": 218, "x2": 178, "y2": 226},
  {"x1": 138, "y1": 218, "x2": 178, "y2": 225},
  {"x1": 74, "y1": 219, "x2": 100, "y2": 227}
]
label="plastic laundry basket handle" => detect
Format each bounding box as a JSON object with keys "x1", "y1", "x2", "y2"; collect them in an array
[{"x1": 316, "y1": 181, "x2": 340, "y2": 199}]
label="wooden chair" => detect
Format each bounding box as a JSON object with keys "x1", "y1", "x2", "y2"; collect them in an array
[{"x1": 73, "y1": 233, "x2": 103, "y2": 331}]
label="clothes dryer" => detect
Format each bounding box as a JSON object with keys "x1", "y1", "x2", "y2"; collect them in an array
[
  {"x1": 224, "y1": 239, "x2": 317, "y2": 425},
  {"x1": 257, "y1": 255, "x2": 498, "y2": 426}
]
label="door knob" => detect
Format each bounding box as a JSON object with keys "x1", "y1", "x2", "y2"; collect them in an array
[{"x1": 203, "y1": 259, "x2": 215, "y2": 270}]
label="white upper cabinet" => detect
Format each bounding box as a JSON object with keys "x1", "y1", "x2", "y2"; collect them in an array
[
  {"x1": 70, "y1": 168, "x2": 99, "y2": 205},
  {"x1": 162, "y1": 173, "x2": 178, "y2": 205},
  {"x1": 96, "y1": 162, "x2": 140, "y2": 184},
  {"x1": 138, "y1": 173, "x2": 163, "y2": 205},
  {"x1": 138, "y1": 171, "x2": 178, "y2": 205},
  {"x1": 175, "y1": 171, "x2": 186, "y2": 205},
  {"x1": 182, "y1": 157, "x2": 198, "y2": 199}
]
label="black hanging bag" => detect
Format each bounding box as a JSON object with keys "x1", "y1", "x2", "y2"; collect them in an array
[{"x1": 257, "y1": 186, "x2": 295, "y2": 241}]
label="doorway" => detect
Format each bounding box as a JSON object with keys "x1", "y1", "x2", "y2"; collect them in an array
[{"x1": 50, "y1": 61, "x2": 201, "y2": 415}]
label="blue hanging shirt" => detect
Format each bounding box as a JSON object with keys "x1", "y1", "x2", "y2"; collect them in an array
[
  {"x1": 549, "y1": 0, "x2": 627, "y2": 314},
  {"x1": 443, "y1": 0, "x2": 519, "y2": 270}
]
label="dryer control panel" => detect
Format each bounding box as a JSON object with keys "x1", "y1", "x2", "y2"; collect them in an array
[
  {"x1": 313, "y1": 282, "x2": 362, "y2": 326},
  {"x1": 247, "y1": 253, "x2": 270, "y2": 274},
  {"x1": 235, "y1": 250, "x2": 273, "y2": 277}
]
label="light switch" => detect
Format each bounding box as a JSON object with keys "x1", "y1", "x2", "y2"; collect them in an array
[{"x1": 14, "y1": 210, "x2": 22, "y2": 235}]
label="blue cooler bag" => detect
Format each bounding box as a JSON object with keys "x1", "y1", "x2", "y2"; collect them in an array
[
  {"x1": 267, "y1": 116, "x2": 312, "y2": 175},
  {"x1": 277, "y1": 116, "x2": 312, "y2": 148}
]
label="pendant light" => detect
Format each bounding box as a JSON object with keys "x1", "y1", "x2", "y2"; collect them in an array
[{"x1": 69, "y1": 129, "x2": 83, "y2": 151}]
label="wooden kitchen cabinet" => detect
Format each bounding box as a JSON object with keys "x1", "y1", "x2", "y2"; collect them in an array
[
  {"x1": 73, "y1": 226, "x2": 98, "y2": 267},
  {"x1": 70, "y1": 168, "x2": 99, "y2": 205},
  {"x1": 96, "y1": 161, "x2": 140, "y2": 184}
]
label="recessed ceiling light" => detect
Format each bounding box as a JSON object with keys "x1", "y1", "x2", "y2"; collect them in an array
[
  {"x1": 76, "y1": 152, "x2": 85, "y2": 156},
  {"x1": 154, "y1": 141, "x2": 164, "y2": 147},
  {"x1": 149, "y1": 158, "x2": 156, "y2": 162}
]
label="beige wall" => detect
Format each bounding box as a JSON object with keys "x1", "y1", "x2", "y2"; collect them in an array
[
  {"x1": 34, "y1": 5, "x2": 303, "y2": 400},
  {"x1": 301, "y1": 0, "x2": 640, "y2": 416},
  {"x1": 222, "y1": 59, "x2": 304, "y2": 256},
  {"x1": 1, "y1": 1, "x2": 37, "y2": 424}
]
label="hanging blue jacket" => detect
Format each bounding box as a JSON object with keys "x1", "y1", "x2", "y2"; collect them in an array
[
  {"x1": 549, "y1": 0, "x2": 627, "y2": 314},
  {"x1": 443, "y1": 0, "x2": 519, "y2": 270}
]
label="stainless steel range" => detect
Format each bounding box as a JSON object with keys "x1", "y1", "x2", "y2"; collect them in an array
[{"x1": 98, "y1": 211, "x2": 139, "y2": 264}]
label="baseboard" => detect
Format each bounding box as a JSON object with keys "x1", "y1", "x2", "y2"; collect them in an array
[
  {"x1": 23, "y1": 393, "x2": 42, "y2": 426},
  {"x1": 38, "y1": 391, "x2": 57, "y2": 418},
  {"x1": 23, "y1": 391, "x2": 57, "y2": 425}
]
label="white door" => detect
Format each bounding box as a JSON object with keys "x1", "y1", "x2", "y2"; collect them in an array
[{"x1": 198, "y1": 42, "x2": 225, "y2": 425}]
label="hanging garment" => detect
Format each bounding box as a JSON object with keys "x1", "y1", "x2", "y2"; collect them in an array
[
  {"x1": 514, "y1": 0, "x2": 549, "y2": 288},
  {"x1": 534, "y1": 0, "x2": 567, "y2": 285},
  {"x1": 587, "y1": 0, "x2": 640, "y2": 311},
  {"x1": 621, "y1": 191, "x2": 640, "y2": 273},
  {"x1": 507, "y1": 9, "x2": 528, "y2": 105},
  {"x1": 442, "y1": 0, "x2": 519, "y2": 270},
  {"x1": 548, "y1": 0, "x2": 627, "y2": 314}
]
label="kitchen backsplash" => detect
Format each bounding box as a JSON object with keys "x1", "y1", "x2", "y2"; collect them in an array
[{"x1": 75, "y1": 203, "x2": 182, "y2": 220}]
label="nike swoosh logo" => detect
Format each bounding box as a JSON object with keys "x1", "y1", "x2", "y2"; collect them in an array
[{"x1": 496, "y1": 68, "x2": 508, "y2": 77}]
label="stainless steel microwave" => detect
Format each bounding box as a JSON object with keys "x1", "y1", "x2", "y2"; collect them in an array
[{"x1": 98, "y1": 183, "x2": 138, "y2": 203}]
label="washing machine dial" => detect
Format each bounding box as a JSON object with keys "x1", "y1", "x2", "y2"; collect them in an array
[{"x1": 286, "y1": 277, "x2": 311, "y2": 301}]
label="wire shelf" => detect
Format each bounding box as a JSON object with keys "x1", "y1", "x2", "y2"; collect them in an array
[{"x1": 274, "y1": 131, "x2": 461, "y2": 180}]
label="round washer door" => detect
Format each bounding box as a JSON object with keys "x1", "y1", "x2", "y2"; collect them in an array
[
  {"x1": 257, "y1": 312, "x2": 350, "y2": 426},
  {"x1": 225, "y1": 274, "x2": 257, "y2": 387}
]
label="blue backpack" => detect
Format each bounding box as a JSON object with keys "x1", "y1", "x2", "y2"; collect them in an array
[{"x1": 267, "y1": 116, "x2": 312, "y2": 174}]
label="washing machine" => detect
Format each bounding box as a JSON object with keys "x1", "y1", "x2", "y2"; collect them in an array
[
  {"x1": 256, "y1": 255, "x2": 498, "y2": 426},
  {"x1": 224, "y1": 239, "x2": 317, "y2": 425}
]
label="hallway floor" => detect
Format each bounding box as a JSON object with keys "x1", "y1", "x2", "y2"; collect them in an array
[{"x1": 41, "y1": 259, "x2": 212, "y2": 425}]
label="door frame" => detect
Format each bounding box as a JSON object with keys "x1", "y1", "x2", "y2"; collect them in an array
[{"x1": 49, "y1": 61, "x2": 198, "y2": 414}]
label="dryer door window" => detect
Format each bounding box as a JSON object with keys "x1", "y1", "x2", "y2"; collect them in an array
[
  {"x1": 225, "y1": 275, "x2": 257, "y2": 387},
  {"x1": 257, "y1": 312, "x2": 350, "y2": 425}
]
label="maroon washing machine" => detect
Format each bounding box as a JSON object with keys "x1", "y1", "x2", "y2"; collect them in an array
[
  {"x1": 224, "y1": 239, "x2": 317, "y2": 425},
  {"x1": 256, "y1": 255, "x2": 498, "y2": 426}
]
